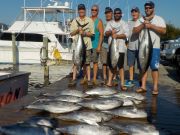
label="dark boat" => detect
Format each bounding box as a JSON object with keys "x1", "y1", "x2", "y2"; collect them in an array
[{"x1": 0, "y1": 72, "x2": 30, "y2": 107}]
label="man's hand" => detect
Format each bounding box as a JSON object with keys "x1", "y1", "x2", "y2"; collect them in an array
[
  {"x1": 78, "y1": 27, "x2": 84, "y2": 35},
  {"x1": 112, "y1": 33, "x2": 117, "y2": 39},
  {"x1": 96, "y1": 46, "x2": 101, "y2": 53},
  {"x1": 144, "y1": 20, "x2": 153, "y2": 29}
]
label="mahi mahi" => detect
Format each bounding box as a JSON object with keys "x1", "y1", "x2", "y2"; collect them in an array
[
  {"x1": 57, "y1": 110, "x2": 112, "y2": 126},
  {"x1": 138, "y1": 28, "x2": 153, "y2": 78}
]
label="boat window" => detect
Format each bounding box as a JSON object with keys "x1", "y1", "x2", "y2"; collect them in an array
[
  {"x1": 0, "y1": 33, "x2": 50, "y2": 42},
  {"x1": 55, "y1": 34, "x2": 72, "y2": 44}
]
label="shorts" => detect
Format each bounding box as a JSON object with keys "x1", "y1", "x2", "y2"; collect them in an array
[
  {"x1": 117, "y1": 53, "x2": 125, "y2": 69},
  {"x1": 150, "y1": 48, "x2": 160, "y2": 70},
  {"x1": 86, "y1": 50, "x2": 92, "y2": 65},
  {"x1": 91, "y1": 49, "x2": 99, "y2": 63},
  {"x1": 127, "y1": 49, "x2": 138, "y2": 67},
  {"x1": 100, "y1": 47, "x2": 108, "y2": 64}
]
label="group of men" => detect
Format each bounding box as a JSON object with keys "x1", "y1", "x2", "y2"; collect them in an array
[{"x1": 69, "y1": 1, "x2": 166, "y2": 95}]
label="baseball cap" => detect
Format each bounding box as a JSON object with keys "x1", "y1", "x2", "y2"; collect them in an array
[
  {"x1": 144, "y1": 1, "x2": 155, "y2": 8},
  {"x1": 131, "y1": 7, "x2": 140, "y2": 12},
  {"x1": 78, "y1": 4, "x2": 86, "y2": 10},
  {"x1": 114, "y1": 8, "x2": 122, "y2": 13},
  {"x1": 105, "y1": 7, "x2": 113, "y2": 14}
]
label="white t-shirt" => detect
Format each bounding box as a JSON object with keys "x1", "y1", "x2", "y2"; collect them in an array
[
  {"x1": 135, "y1": 15, "x2": 166, "y2": 49},
  {"x1": 128, "y1": 20, "x2": 139, "y2": 50},
  {"x1": 105, "y1": 20, "x2": 129, "y2": 53}
]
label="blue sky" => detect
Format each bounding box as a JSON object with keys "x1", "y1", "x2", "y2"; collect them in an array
[{"x1": 0, "y1": 0, "x2": 180, "y2": 27}]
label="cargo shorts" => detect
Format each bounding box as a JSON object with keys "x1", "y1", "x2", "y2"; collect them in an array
[
  {"x1": 85, "y1": 49, "x2": 92, "y2": 65},
  {"x1": 91, "y1": 49, "x2": 99, "y2": 63},
  {"x1": 100, "y1": 47, "x2": 108, "y2": 65}
]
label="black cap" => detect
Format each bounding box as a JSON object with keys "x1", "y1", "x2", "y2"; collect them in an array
[
  {"x1": 78, "y1": 4, "x2": 86, "y2": 10},
  {"x1": 105, "y1": 7, "x2": 113, "y2": 14},
  {"x1": 114, "y1": 8, "x2": 122, "y2": 13},
  {"x1": 131, "y1": 7, "x2": 140, "y2": 12},
  {"x1": 144, "y1": 1, "x2": 155, "y2": 8}
]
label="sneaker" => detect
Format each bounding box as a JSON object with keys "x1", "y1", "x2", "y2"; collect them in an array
[
  {"x1": 68, "y1": 80, "x2": 77, "y2": 87},
  {"x1": 124, "y1": 80, "x2": 135, "y2": 87},
  {"x1": 87, "y1": 81, "x2": 93, "y2": 88}
]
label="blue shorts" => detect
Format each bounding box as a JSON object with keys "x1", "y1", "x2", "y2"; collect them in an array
[
  {"x1": 150, "y1": 48, "x2": 160, "y2": 70},
  {"x1": 127, "y1": 49, "x2": 138, "y2": 67}
]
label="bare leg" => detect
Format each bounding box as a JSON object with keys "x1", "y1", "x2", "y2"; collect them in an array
[
  {"x1": 119, "y1": 68, "x2": 125, "y2": 86},
  {"x1": 141, "y1": 71, "x2": 148, "y2": 90},
  {"x1": 72, "y1": 65, "x2": 77, "y2": 80},
  {"x1": 86, "y1": 64, "x2": 91, "y2": 81},
  {"x1": 106, "y1": 69, "x2": 114, "y2": 86},
  {"x1": 129, "y1": 66, "x2": 134, "y2": 81},
  {"x1": 103, "y1": 64, "x2": 107, "y2": 80},
  {"x1": 151, "y1": 71, "x2": 159, "y2": 91},
  {"x1": 93, "y1": 62, "x2": 98, "y2": 81}
]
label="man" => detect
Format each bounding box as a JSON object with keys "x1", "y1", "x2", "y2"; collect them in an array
[
  {"x1": 91, "y1": 5, "x2": 104, "y2": 85},
  {"x1": 105, "y1": 8, "x2": 129, "y2": 90},
  {"x1": 134, "y1": 1, "x2": 166, "y2": 95},
  {"x1": 100, "y1": 7, "x2": 113, "y2": 85},
  {"x1": 69, "y1": 4, "x2": 94, "y2": 87},
  {"x1": 125, "y1": 7, "x2": 140, "y2": 87}
]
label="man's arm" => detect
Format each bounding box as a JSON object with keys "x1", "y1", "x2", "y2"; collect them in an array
[
  {"x1": 96, "y1": 19, "x2": 104, "y2": 52},
  {"x1": 145, "y1": 23, "x2": 166, "y2": 35}
]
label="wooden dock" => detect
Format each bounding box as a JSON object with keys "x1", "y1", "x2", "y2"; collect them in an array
[{"x1": 0, "y1": 72, "x2": 180, "y2": 135}]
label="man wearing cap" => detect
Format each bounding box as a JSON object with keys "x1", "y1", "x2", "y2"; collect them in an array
[
  {"x1": 100, "y1": 7, "x2": 113, "y2": 85},
  {"x1": 105, "y1": 8, "x2": 129, "y2": 90},
  {"x1": 134, "y1": 1, "x2": 166, "y2": 95},
  {"x1": 125, "y1": 7, "x2": 140, "y2": 87},
  {"x1": 90, "y1": 5, "x2": 104, "y2": 85},
  {"x1": 69, "y1": 4, "x2": 94, "y2": 87}
]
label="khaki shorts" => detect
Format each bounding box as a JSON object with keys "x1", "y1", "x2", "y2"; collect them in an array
[
  {"x1": 100, "y1": 47, "x2": 108, "y2": 65},
  {"x1": 91, "y1": 49, "x2": 99, "y2": 63},
  {"x1": 85, "y1": 50, "x2": 92, "y2": 65}
]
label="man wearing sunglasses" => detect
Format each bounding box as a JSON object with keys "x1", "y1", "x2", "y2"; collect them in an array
[
  {"x1": 69, "y1": 4, "x2": 94, "y2": 87},
  {"x1": 125, "y1": 7, "x2": 140, "y2": 87},
  {"x1": 105, "y1": 8, "x2": 129, "y2": 90},
  {"x1": 134, "y1": 1, "x2": 166, "y2": 95},
  {"x1": 91, "y1": 5, "x2": 104, "y2": 85}
]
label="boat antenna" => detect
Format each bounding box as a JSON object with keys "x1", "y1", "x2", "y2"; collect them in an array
[
  {"x1": 24, "y1": 0, "x2": 26, "y2": 8},
  {"x1": 109, "y1": 0, "x2": 111, "y2": 7},
  {"x1": 127, "y1": 0, "x2": 130, "y2": 22}
]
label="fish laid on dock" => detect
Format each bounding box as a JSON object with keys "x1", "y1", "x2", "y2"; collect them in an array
[
  {"x1": 78, "y1": 98, "x2": 123, "y2": 110},
  {"x1": 26, "y1": 100, "x2": 82, "y2": 114},
  {"x1": 42, "y1": 89, "x2": 85, "y2": 98},
  {"x1": 104, "y1": 121, "x2": 159, "y2": 135},
  {"x1": 0, "y1": 123, "x2": 58, "y2": 135},
  {"x1": 56, "y1": 124, "x2": 118, "y2": 135},
  {"x1": 103, "y1": 106, "x2": 147, "y2": 118},
  {"x1": 85, "y1": 87, "x2": 117, "y2": 96},
  {"x1": 114, "y1": 91, "x2": 146, "y2": 101},
  {"x1": 57, "y1": 110, "x2": 113, "y2": 126}
]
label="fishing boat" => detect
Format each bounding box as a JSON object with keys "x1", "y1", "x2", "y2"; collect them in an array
[
  {"x1": 0, "y1": 0, "x2": 75, "y2": 64},
  {"x1": 0, "y1": 71, "x2": 30, "y2": 107}
]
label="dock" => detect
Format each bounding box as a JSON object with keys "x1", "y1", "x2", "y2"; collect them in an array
[{"x1": 0, "y1": 63, "x2": 180, "y2": 135}]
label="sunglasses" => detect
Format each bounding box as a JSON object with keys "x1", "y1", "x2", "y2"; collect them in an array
[
  {"x1": 114, "y1": 12, "x2": 121, "y2": 15},
  {"x1": 91, "y1": 9, "x2": 98, "y2": 11},
  {"x1": 145, "y1": 7, "x2": 153, "y2": 10}
]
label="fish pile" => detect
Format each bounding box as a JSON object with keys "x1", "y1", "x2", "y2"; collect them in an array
[{"x1": 0, "y1": 87, "x2": 160, "y2": 135}]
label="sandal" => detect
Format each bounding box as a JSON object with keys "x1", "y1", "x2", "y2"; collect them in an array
[
  {"x1": 105, "y1": 83, "x2": 113, "y2": 87},
  {"x1": 136, "y1": 87, "x2": 147, "y2": 93},
  {"x1": 121, "y1": 86, "x2": 127, "y2": 91},
  {"x1": 152, "y1": 90, "x2": 159, "y2": 95}
]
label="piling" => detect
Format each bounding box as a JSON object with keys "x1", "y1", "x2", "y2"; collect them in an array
[{"x1": 12, "y1": 32, "x2": 19, "y2": 71}]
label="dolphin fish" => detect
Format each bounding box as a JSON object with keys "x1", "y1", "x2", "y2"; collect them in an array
[
  {"x1": 73, "y1": 20, "x2": 89, "y2": 69},
  {"x1": 138, "y1": 28, "x2": 153, "y2": 78}
]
